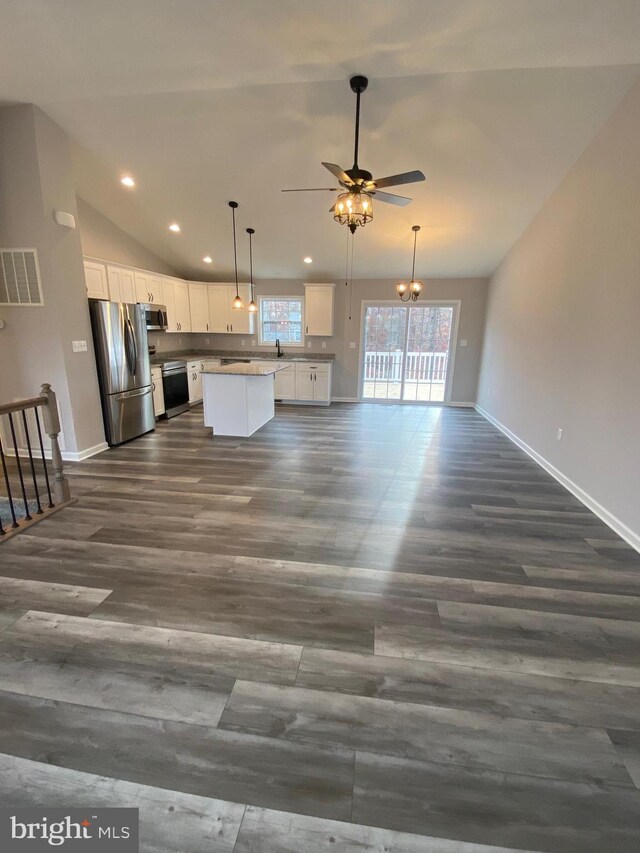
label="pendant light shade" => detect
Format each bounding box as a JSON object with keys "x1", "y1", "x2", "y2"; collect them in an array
[
  {"x1": 396, "y1": 225, "x2": 423, "y2": 302},
  {"x1": 228, "y1": 201, "x2": 244, "y2": 310},
  {"x1": 246, "y1": 227, "x2": 257, "y2": 313}
]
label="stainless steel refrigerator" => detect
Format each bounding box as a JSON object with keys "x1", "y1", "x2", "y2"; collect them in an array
[{"x1": 89, "y1": 299, "x2": 155, "y2": 446}]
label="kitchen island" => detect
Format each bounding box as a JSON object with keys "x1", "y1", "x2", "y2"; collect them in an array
[{"x1": 201, "y1": 362, "x2": 289, "y2": 437}]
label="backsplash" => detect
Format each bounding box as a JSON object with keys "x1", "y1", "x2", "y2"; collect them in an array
[{"x1": 148, "y1": 331, "x2": 336, "y2": 357}]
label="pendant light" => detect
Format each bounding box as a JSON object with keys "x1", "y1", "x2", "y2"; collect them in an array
[
  {"x1": 396, "y1": 225, "x2": 424, "y2": 302},
  {"x1": 229, "y1": 201, "x2": 244, "y2": 310},
  {"x1": 246, "y1": 227, "x2": 257, "y2": 313}
]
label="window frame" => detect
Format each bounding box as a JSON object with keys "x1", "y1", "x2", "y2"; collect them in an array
[{"x1": 257, "y1": 295, "x2": 305, "y2": 348}]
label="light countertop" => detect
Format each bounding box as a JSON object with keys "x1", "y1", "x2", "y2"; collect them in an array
[{"x1": 201, "y1": 363, "x2": 289, "y2": 376}]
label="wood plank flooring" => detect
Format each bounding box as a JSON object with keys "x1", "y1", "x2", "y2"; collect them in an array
[{"x1": 0, "y1": 403, "x2": 639, "y2": 852}]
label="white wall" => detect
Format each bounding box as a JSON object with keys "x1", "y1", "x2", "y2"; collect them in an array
[
  {"x1": 477, "y1": 78, "x2": 640, "y2": 548},
  {"x1": 0, "y1": 105, "x2": 105, "y2": 457},
  {"x1": 77, "y1": 198, "x2": 178, "y2": 276}
]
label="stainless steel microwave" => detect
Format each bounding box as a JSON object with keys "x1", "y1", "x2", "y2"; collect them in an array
[{"x1": 142, "y1": 303, "x2": 168, "y2": 331}]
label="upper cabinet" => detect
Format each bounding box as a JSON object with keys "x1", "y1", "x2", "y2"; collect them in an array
[
  {"x1": 163, "y1": 277, "x2": 191, "y2": 332},
  {"x1": 107, "y1": 265, "x2": 136, "y2": 304},
  {"x1": 84, "y1": 260, "x2": 109, "y2": 300},
  {"x1": 304, "y1": 283, "x2": 335, "y2": 336},
  {"x1": 135, "y1": 271, "x2": 162, "y2": 304},
  {"x1": 207, "y1": 284, "x2": 254, "y2": 334},
  {"x1": 188, "y1": 283, "x2": 210, "y2": 332}
]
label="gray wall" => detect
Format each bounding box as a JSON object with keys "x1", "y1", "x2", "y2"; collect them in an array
[
  {"x1": 477, "y1": 78, "x2": 640, "y2": 546},
  {"x1": 150, "y1": 276, "x2": 489, "y2": 402},
  {"x1": 77, "y1": 198, "x2": 178, "y2": 276},
  {"x1": 0, "y1": 105, "x2": 105, "y2": 456}
]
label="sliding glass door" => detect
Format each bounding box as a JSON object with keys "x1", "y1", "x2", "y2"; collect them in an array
[{"x1": 361, "y1": 302, "x2": 457, "y2": 402}]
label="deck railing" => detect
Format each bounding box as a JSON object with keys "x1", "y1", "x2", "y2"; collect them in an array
[
  {"x1": 364, "y1": 351, "x2": 449, "y2": 383},
  {"x1": 0, "y1": 383, "x2": 70, "y2": 538}
]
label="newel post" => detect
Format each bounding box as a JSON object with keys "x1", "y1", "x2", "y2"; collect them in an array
[{"x1": 40, "y1": 383, "x2": 70, "y2": 503}]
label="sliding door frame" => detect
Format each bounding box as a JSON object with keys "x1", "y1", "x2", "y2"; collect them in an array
[{"x1": 357, "y1": 299, "x2": 461, "y2": 404}]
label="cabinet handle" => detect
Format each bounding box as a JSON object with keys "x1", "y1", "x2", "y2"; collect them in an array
[
  {"x1": 152, "y1": 382, "x2": 155, "y2": 391},
  {"x1": 206, "y1": 323, "x2": 209, "y2": 331},
  {"x1": 306, "y1": 325, "x2": 309, "y2": 333},
  {"x1": 230, "y1": 324, "x2": 233, "y2": 332}
]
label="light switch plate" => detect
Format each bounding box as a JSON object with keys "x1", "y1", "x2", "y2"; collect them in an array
[
  {"x1": 459, "y1": 339, "x2": 468, "y2": 347},
  {"x1": 72, "y1": 340, "x2": 87, "y2": 352},
  {"x1": 349, "y1": 342, "x2": 356, "y2": 349}
]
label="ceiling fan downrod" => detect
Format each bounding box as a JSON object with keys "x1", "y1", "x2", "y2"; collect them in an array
[{"x1": 348, "y1": 75, "x2": 372, "y2": 184}]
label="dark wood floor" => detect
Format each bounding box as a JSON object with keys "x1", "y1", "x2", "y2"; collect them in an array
[{"x1": 0, "y1": 403, "x2": 639, "y2": 852}]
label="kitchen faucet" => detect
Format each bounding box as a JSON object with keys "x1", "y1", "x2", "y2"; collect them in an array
[{"x1": 275, "y1": 338, "x2": 284, "y2": 358}]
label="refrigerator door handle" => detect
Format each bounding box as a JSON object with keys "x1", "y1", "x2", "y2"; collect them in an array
[
  {"x1": 125, "y1": 317, "x2": 138, "y2": 377},
  {"x1": 113, "y1": 386, "x2": 152, "y2": 402}
]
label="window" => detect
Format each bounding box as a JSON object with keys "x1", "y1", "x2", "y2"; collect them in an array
[{"x1": 258, "y1": 296, "x2": 304, "y2": 346}]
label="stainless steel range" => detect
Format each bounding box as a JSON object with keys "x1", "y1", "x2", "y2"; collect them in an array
[{"x1": 160, "y1": 360, "x2": 190, "y2": 418}]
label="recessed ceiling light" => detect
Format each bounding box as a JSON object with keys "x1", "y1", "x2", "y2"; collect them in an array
[
  {"x1": 303, "y1": 256, "x2": 313, "y2": 264},
  {"x1": 203, "y1": 256, "x2": 212, "y2": 264},
  {"x1": 120, "y1": 175, "x2": 135, "y2": 188},
  {"x1": 169, "y1": 223, "x2": 181, "y2": 233}
]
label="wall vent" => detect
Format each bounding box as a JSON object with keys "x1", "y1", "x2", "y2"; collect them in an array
[{"x1": 0, "y1": 249, "x2": 43, "y2": 305}]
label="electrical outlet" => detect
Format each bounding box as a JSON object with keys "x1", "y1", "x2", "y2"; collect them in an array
[
  {"x1": 72, "y1": 340, "x2": 87, "y2": 352},
  {"x1": 557, "y1": 428, "x2": 563, "y2": 441},
  {"x1": 205, "y1": 337, "x2": 210, "y2": 345},
  {"x1": 307, "y1": 341, "x2": 312, "y2": 348},
  {"x1": 251, "y1": 339, "x2": 256, "y2": 346},
  {"x1": 321, "y1": 341, "x2": 326, "y2": 349},
  {"x1": 241, "y1": 339, "x2": 246, "y2": 345}
]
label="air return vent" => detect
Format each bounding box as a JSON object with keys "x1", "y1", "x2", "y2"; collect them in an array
[{"x1": 0, "y1": 249, "x2": 43, "y2": 305}]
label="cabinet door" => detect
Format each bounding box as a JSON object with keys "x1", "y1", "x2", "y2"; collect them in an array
[
  {"x1": 148, "y1": 275, "x2": 162, "y2": 304},
  {"x1": 304, "y1": 285, "x2": 334, "y2": 336},
  {"x1": 162, "y1": 279, "x2": 179, "y2": 332},
  {"x1": 120, "y1": 268, "x2": 137, "y2": 303},
  {"x1": 135, "y1": 272, "x2": 151, "y2": 304},
  {"x1": 274, "y1": 363, "x2": 295, "y2": 400},
  {"x1": 151, "y1": 369, "x2": 165, "y2": 416},
  {"x1": 189, "y1": 283, "x2": 210, "y2": 332},
  {"x1": 229, "y1": 284, "x2": 254, "y2": 334},
  {"x1": 174, "y1": 281, "x2": 192, "y2": 332},
  {"x1": 106, "y1": 266, "x2": 123, "y2": 302},
  {"x1": 208, "y1": 286, "x2": 231, "y2": 333},
  {"x1": 84, "y1": 261, "x2": 109, "y2": 299},
  {"x1": 313, "y1": 367, "x2": 331, "y2": 402},
  {"x1": 187, "y1": 362, "x2": 200, "y2": 403},
  {"x1": 295, "y1": 365, "x2": 314, "y2": 401}
]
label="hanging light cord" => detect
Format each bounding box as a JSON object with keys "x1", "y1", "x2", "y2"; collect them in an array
[
  {"x1": 231, "y1": 204, "x2": 239, "y2": 298},
  {"x1": 411, "y1": 227, "x2": 418, "y2": 281},
  {"x1": 248, "y1": 229, "x2": 254, "y2": 302}
]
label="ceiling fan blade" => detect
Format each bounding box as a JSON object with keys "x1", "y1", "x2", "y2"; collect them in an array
[
  {"x1": 368, "y1": 170, "x2": 425, "y2": 190},
  {"x1": 370, "y1": 190, "x2": 412, "y2": 207},
  {"x1": 281, "y1": 188, "x2": 339, "y2": 192},
  {"x1": 322, "y1": 162, "x2": 354, "y2": 185}
]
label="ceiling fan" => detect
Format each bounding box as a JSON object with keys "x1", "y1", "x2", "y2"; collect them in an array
[{"x1": 282, "y1": 75, "x2": 425, "y2": 233}]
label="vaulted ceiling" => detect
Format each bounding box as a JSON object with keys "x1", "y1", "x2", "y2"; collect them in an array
[{"x1": 1, "y1": 0, "x2": 639, "y2": 280}]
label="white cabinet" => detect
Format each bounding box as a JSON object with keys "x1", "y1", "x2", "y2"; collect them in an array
[
  {"x1": 107, "y1": 265, "x2": 136, "y2": 303},
  {"x1": 273, "y1": 362, "x2": 295, "y2": 400},
  {"x1": 151, "y1": 367, "x2": 165, "y2": 417},
  {"x1": 135, "y1": 271, "x2": 162, "y2": 304},
  {"x1": 294, "y1": 363, "x2": 331, "y2": 403},
  {"x1": 207, "y1": 284, "x2": 254, "y2": 334},
  {"x1": 304, "y1": 283, "x2": 335, "y2": 336},
  {"x1": 163, "y1": 278, "x2": 192, "y2": 332},
  {"x1": 187, "y1": 361, "x2": 203, "y2": 403},
  {"x1": 189, "y1": 283, "x2": 210, "y2": 332},
  {"x1": 84, "y1": 261, "x2": 109, "y2": 299}
]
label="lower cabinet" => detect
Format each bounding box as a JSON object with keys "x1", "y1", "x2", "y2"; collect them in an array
[
  {"x1": 294, "y1": 363, "x2": 331, "y2": 403},
  {"x1": 151, "y1": 367, "x2": 165, "y2": 417},
  {"x1": 273, "y1": 362, "x2": 295, "y2": 400},
  {"x1": 187, "y1": 361, "x2": 203, "y2": 403}
]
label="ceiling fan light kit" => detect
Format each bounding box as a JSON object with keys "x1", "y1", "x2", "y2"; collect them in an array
[
  {"x1": 282, "y1": 75, "x2": 425, "y2": 232},
  {"x1": 397, "y1": 225, "x2": 424, "y2": 302}
]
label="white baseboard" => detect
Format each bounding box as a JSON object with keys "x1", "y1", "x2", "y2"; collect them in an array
[
  {"x1": 448, "y1": 401, "x2": 475, "y2": 408},
  {"x1": 332, "y1": 398, "x2": 475, "y2": 406},
  {"x1": 332, "y1": 397, "x2": 360, "y2": 403},
  {"x1": 63, "y1": 441, "x2": 109, "y2": 462},
  {"x1": 476, "y1": 404, "x2": 640, "y2": 553}
]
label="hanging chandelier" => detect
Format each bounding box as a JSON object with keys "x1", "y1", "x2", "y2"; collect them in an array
[
  {"x1": 333, "y1": 190, "x2": 373, "y2": 234},
  {"x1": 228, "y1": 201, "x2": 244, "y2": 310},
  {"x1": 396, "y1": 225, "x2": 424, "y2": 302},
  {"x1": 246, "y1": 227, "x2": 257, "y2": 313}
]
